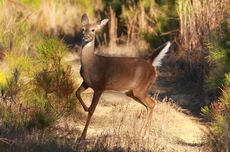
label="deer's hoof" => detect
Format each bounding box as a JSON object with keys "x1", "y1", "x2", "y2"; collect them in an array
[{"x1": 77, "y1": 135, "x2": 86, "y2": 142}]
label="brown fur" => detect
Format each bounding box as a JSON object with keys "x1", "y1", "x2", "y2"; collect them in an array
[{"x1": 76, "y1": 14, "x2": 161, "y2": 140}]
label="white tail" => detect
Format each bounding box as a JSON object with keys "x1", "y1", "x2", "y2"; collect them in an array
[{"x1": 152, "y1": 41, "x2": 171, "y2": 67}]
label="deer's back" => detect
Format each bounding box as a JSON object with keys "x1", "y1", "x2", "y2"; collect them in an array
[{"x1": 82, "y1": 55, "x2": 156, "y2": 91}]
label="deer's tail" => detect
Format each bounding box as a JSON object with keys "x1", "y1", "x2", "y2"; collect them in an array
[{"x1": 150, "y1": 41, "x2": 171, "y2": 67}]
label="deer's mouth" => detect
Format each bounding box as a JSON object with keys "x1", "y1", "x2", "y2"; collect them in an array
[
  {"x1": 82, "y1": 40, "x2": 90, "y2": 47},
  {"x1": 82, "y1": 36, "x2": 93, "y2": 46}
]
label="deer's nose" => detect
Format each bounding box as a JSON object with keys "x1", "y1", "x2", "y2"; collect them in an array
[{"x1": 83, "y1": 35, "x2": 91, "y2": 42}]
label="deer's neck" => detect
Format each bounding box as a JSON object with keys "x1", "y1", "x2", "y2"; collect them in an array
[
  {"x1": 81, "y1": 39, "x2": 98, "y2": 73},
  {"x1": 81, "y1": 39, "x2": 96, "y2": 61}
]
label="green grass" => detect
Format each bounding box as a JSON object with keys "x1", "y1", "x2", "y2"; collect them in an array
[{"x1": 20, "y1": 0, "x2": 41, "y2": 9}]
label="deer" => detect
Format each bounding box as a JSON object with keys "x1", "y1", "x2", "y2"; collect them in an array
[{"x1": 76, "y1": 14, "x2": 171, "y2": 140}]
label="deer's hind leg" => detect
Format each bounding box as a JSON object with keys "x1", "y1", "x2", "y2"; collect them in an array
[
  {"x1": 142, "y1": 96, "x2": 156, "y2": 136},
  {"x1": 125, "y1": 90, "x2": 147, "y2": 109},
  {"x1": 132, "y1": 88, "x2": 156, "y2": 137}
]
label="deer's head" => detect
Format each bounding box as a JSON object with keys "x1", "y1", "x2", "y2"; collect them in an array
[{"x1": 81, "y1": 14, "x2": 109, "y2": 46}]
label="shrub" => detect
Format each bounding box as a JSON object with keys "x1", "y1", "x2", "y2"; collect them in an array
[
  {"x1": 23, "y1": 36, "x2": 77, "y2": 129},
  {"x1": 0, "y1": 1, "x2": 78, "y2": 130},
  {"x1": 205, "y1": 22, "x2": 230, "y2": 94},
  {"x1": 35, "y1": 36, "x2": 68, "y2": 66},
  {"x1": 0, "y1": 44, "x2": 77, "y2": 131},
  {"x1": 28, "y1": 110, "x2": 57, "y2": 130},
  {"x1": 203, "y1": 20, "x2": 230, "y2": 151},
  {"x1": 0, "y1": 68, "x2": 21, "y2": 102},
  {"x1": 0, "y1": 71, "x2": 8, "y2": 92},
  {"x1": 204, "y1": 73, "x2": 230, "y2": 151},
  {"x1": 207, "y1": 88, "x2": 230, "y2": 151},
  {"x1": 201, "y1": 106, "x2": 213, "y2": 121}
]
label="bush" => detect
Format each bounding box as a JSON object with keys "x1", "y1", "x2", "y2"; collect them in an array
[
  {"x1": 205, "y1": 22, "x2": 230, "y2": 94},
  {"x1": 28, "y1": 110, "x2": 57, "y2": 130},
  {"x1": 207, "y1": 89, "x2": 230, "y2": 151},
  {"x1": 203, "y1": 73, "x2": 230, "y2": 151},
  {"x1": 0, "y1": 3, "x2": 77, "y2": 130},
  {"x1": 0, "y1": 68, "x2": 21, "y2": 102},
  {"x1": 23, "y1": 36, "x2": 76, "y2": 130},
  {"x1": 35, "y1": 37, "x2": 68, "y2": 66},
  {"x1": 201, "y1": 19, "x2": 230, "y2": 151}
]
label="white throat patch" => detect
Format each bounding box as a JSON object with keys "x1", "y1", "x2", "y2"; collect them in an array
[{"x1": 84, "y1": 41, "x2": 93, "y2": 48}]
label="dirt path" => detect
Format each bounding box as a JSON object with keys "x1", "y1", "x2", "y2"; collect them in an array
[{"x1": 62, "y1": 53, "x2": 209, "y2": 151}]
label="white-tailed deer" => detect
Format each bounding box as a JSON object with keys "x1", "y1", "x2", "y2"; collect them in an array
[{"x1": 76, "y1": 14, "x2": 171, "y2": 140}]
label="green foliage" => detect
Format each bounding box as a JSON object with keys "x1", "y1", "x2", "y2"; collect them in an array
[
  {"x1": 102, "y1": 0, "x2": 177, "y2": 47},
  {"x1": 0, "y1": 46, "x2": 77, "y2": 131},
  {"x1": 201, "y1": 106, "x2": 213, "y2": 121},
  {"x1": 207, "y1": 88, "x2": 230, "y2": 151},
  {"x1": 0, "y1": 9, "x2": 38, "y2": 77},
  {"x1": 23, "y1": 37, "x2": 76, "y2": 129},
  {"x1": 28, "y1": 110, "x2": 57, "y2": 130},
  {"x1": 20, "y1": 0, "x2": 41, "y2": 9},
  {"x1": 205, "y1": 22, "x2": 230, "y2": 93},
  {"x1": 35, "y1": 59, "x2": 75, "y2": 99},
  {"x1": 0, "y1": 71, "x2": 8, "y2": 89},
  {"x1": 224, "y1": 73, "x2": 230, "y2": 87},
  {"x1": 5, "y1": 52, "x2": 32, "y2": 73},
  {"x1": 104, "y1": 0, "x2": 127, "y2": 16},
  {"x1": 0, "y1": 6, "x2": 77, "y2": 130},
  {"x1": 36, "y1": 37, "x2": 68, "y2": 66},
  {"x1": 157, "y1": 0, "x2": 177, "y2": 15},
  {"x1": 0, "y1": 69, "x2": 21, "y2": 102},
  {"x1": 144, "y1": 32, "x2": 162, "y2": 48},
  {"x1": 204, "y1": 21, "x2": 230, "y2": 151},
  {"x1": 28, "y1": 35, "x2": 76, "y2": 128}
]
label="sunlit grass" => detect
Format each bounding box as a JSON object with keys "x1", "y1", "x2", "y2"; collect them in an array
[{"x1": 0, "y1": 71, "x2": 8, "y2": 88}]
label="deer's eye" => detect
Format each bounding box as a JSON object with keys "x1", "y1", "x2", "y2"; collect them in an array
[
  {"x1": 91, "y1": 29, "x2": 95, "y2": 32},
  {"x1": 82, "y1": 28, "x2": 85, "y2": 32}
]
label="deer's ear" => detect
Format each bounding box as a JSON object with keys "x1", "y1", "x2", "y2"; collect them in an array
[
  {"x1": 81, "y1": 14, "x2": 89, "y2": 25},
  {"x1": 96, "y1": 19, "x2": 109, "y2": 30},
  {"x1": 100, "y1": 19, "x2": 109, "y2": 27}
]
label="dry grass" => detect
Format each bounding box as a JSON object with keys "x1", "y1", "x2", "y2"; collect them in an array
[
  {"x1": 88, "y1": 99, "x2": 209, "y2": 152},
  {"x1": 34, "y1": 0, "x2": 82, "y2": 36},
  {"x1": 53, "y1": 90, "x2": 209, "y2": 152},
  {"x1": 0, "y1": 92, "x2": 210, "y2": 152},
  {"x1": 178, "y1": 0, "x2": 230, "y2": 54},
  {"x1": 1, "y1": 0, "x2": 98, "y2": 37},
  {"x1": 121, "y1": 1, "x2": 160, "y2": 45}
]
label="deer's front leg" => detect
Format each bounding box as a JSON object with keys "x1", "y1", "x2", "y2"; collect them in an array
[
  {"x1": 79, "y1": 90, "x2": 102, "y2": 140},
  {"x1": 76, "y1": 81, "x2": 89, "y2": 112}
]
